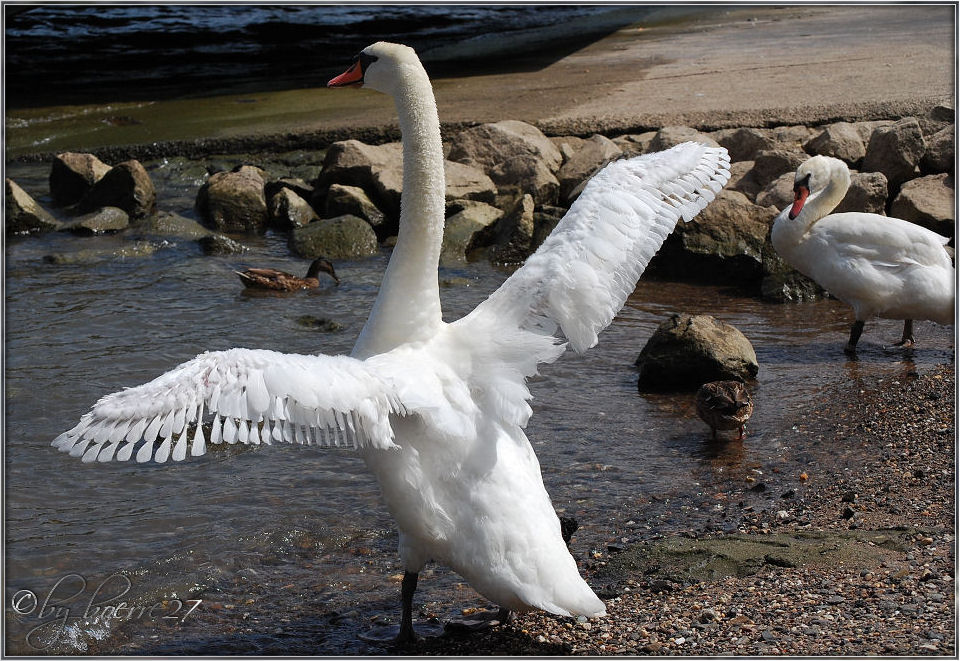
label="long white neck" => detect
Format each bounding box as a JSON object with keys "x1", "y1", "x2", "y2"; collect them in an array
[{"x1": 352, "y1": 63, "x2": 445, "y2": 359}]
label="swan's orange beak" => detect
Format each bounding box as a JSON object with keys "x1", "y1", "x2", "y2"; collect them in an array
[
  {"x1": 328, "y1": 61, "x2": 364, "y2": 88},
  {"x1": 789, "y1": 184, "x2": 809, "y2": 220}
]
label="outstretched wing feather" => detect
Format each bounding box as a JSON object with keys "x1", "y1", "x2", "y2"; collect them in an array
[
  {"x1": 53, "y1": 348, "x2": 402, "y2": 464},
  {"x1": 465, "y1": 142, "x2": 730, "y2": 354}
]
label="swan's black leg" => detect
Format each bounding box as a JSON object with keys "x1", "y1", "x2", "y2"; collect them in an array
[
  {"x1": 396, "y1": 571, "x2": 419, "y2": 644},
  {"x1": 893, "y1": 319, "x2": 915, "y2": 347},
  {"x1": 844, "y1": 320, "x2": 865, "y2": 355},
  {"x1": 496, "y1": 607, "x2": 516, "y2": 625}
]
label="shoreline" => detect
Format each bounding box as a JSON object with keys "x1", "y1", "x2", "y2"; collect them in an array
[{"x1": 410, "y1": 362, "x2": 956, "y2": 656}]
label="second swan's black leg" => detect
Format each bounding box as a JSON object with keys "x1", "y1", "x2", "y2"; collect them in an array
[
  {"x1": 844, "y1": 320, "x2": 865, "y2": 355},
  {"x1": 894, "y1": 319, "x2": 915, "y2": 347},
  {"x1": 396, "y1": 571, "x2": 419, "y2": 644}
]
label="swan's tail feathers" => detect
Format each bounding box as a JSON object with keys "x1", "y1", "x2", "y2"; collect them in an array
[
  {"x1": 52, "y1": 348, "x2": 405, "y2": 464},
  {"x1": 465, "y1": 142, "x2": 731, "y2": 354}
]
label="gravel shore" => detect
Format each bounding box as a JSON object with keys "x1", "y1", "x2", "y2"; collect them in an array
[{"x1": 409, "y1": 363, "x2": 956, "y2": 656}]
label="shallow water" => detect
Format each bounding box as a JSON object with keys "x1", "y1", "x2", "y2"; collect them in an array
[{"x1": 4, "y1": 159, "x2": 954, "y2": 655}]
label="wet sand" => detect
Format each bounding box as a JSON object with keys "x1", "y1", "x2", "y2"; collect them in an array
[{"x1": 6, "y1": 5, "x2": 953, "y2": 160}]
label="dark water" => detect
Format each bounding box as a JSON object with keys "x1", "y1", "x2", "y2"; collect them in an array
[
  {"x1": 4, "y1": 156, "x2": 954, "y2": 654},
  {"x1": 4, "y1": 5, "x2": 642, "y2": 108}
]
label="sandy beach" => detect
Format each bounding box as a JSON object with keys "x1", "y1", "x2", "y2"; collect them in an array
[{"x1": 6, "y1": 5, "x2": 954, "y2": 160}]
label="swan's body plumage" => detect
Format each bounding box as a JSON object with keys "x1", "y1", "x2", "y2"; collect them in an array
[
  {"x1": 771, "y1": 155, "x2": 954, "y2": 352},
  {"x1": 54, "y1": 42, "x2": 730, "y2": 626}
]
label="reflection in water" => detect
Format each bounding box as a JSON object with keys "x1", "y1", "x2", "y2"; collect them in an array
[{"x1": 4, "y1": 160, "x2": 954, "y2": 654}]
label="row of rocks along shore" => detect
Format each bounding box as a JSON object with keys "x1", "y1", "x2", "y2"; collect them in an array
[
  {"x1": 8, "y1": 106, "x2": 955, "y2": 655},
  {"x1": 7, "y1": 104, "x2": 954, "y2": 301}
]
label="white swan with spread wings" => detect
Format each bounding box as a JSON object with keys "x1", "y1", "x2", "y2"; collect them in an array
[{"x1": 54, "y1": 42, "x2": 730, "y2": 641}]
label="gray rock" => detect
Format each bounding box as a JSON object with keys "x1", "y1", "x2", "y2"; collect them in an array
[
  {"x1": 920, "y1": 125, "x2": 954, "y2": 174},
  {"x1": 751, "y1": 149, "x2": 808, "y2": 189},
  {"x1": 930, "y1": 104, "x2": 955, "y2": 122},
  {"x1": 853, "y1": 120, "x2": 894, "y2": 144},
  {"x1": 79, "y1": 160, "x2": 157, "y2": 219},
  {"x1": 755, "y1": 172, "x2": 795, "y2": 211},
  {"x1": 489, "y1": 156, "x2": 560, "y2": 207},
  {"x1": 653, "y1": 190, "x2": 778, "y2": 284},
  {"x1": 444, "y1": 160, "x2": 497, "y2": 205},
  {"x1": 803, "y1": 122, "x2": 866, "y2": 165},
  {"x1": 650, "y1": 126, "x2": 721, "y2": 152},
  {"x1": 264, "y1": 177, "x2": 314, "y2": 203},
  {"x1": 439, "y1": 200, "x2": 502, "y2": 264},
  {"x1": 131, "y1": 210, "x2": 213, "y2": 240},
  {"x1": 532, "y1": 205, "x2": 566, "y2": 251},
  {"x1": 198, "y1": 234, "x2": 248, "y2": 255},
  {"x1": 318, "y1": 140, "x2": 403, "y2": 225},
  {"x1": 471, "y1": 193, "x2": 535, "y2": 264},
  {"x1": 636, "y1": 313, "x2": 759, "y2": 390},
  {"x1": 196, "y1": 165, "x2": 268, "y2": 233},
  {"x1": 61, "y1": 206, "x2": 129, "y2": 235},
  {"x1": 551, "y1": 135, "x2": 587, "y2": 162},
  {"x1": 324, "y1": 183, "x2": 386, "y2": 235},
  {"x1": 49, "y1": 152, "x2": 112, "y2": 207},
  {"x1": 447, "y1": 120, "x2": 563, "y2": 173},
  {"x1": 713, "y1": 127, "x2": 778, "y2": 162},
  {"x1": 727, "y1": 160, "x2": 761, "y2": 201},
  {"x1": 557, "y1": 134, "x2": 622, "y2": 201},
  {"x1": 269, "y1": 187, "x2": 318, "y2": 230},
  {"x1": 768, "y1": 125, "x2": 813, "y2": 150},
  {"x1": 862, "y1": 117, "x2": 927, "y2": 191},
  {"x1": 611, "y1": 132, "x2": 656, "y2": 157},
  {"x1": 6, "y1": 178, "x2": 61, "y2": 234},
  {"x1": 890, "y1": 174, "x2": 955, "y2": 237},
  {"x1": 43, "y1": 240, "x2": 161, "y2": 264},
  {"x1": 836, "y1": 171, "x2": 888, "y2": 215},
  {"x1": 289, "y1": 214, "x2": 378, "y2": 260}
]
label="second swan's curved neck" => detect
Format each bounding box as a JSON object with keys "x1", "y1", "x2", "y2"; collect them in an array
[
  {"x1": 801, "y1": 163, "x2": 850, "y2": 229},
  {"x1": 353, "y1": 65, "x2": 445, "y2": 359}
]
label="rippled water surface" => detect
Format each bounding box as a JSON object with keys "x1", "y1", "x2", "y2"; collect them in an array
[{"x1": 4, "y1": 159, "x2": 954, "y2": 655}]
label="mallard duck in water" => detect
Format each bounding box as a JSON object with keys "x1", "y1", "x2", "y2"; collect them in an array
[
  {"x1": 236, "y1": 257, "x2": 340, "y2": 291},
  {"x1": 695, "y1": 380, "x2": 754, "y2": 440}
]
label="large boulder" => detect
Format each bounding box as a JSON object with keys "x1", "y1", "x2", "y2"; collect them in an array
[
  {"x1": 470, "y1": 193, "x2": 535, "y2": 265},
  {"x1": 444, "y1": 160, "x2": 497, "y2": 205},
  {"x1": 79, "y1": 160, "x2": 156, "y2": 219},
  {"x1": 862, "y1": 118, "x2": 926, "y2": 192},
  {"x1": 712, "y1": 127, "x2": 777, "y2": 162},
  {"x1": 836, "y1": 171, "x2": 888, "y2": 215},
  {"x1": 132, "y1": 210, "x2": 212, "y2": 240},
  {"x1": 611, "y1": 132, "x2": 656, "y2": 157},
  {"x1": 196, "y1": 165, "x2": 268, "y2": 233},
  {"x1": 49, "y1": 152, "x2": 111, "y2": 207},
  {"x1": 439, "y1": 200, "x2": 502, "y2": 264},
  {"x1": 649, "y1": 126, "x2": 721, "y2": 152},
  {"x1": 60, "y1": 206, "x2": 129, "y2": 235},
  {"x1": 269, "y1": 187, "x2": 317, "y2": 230},
  {"x1": 920, "y1": 125, "x2": 954, "y2": 174},
  {"x1": 289, "y1": 214, "x2": 378, "y2": 260},
  {"x1": 6, "y1": 178, "x2": 61, "y2": 234},
  {"x1": 324, "y1": 183, "x2": 386, "y2": 236},
  {"x1": 803, "y1": 122, "x2": 866, "y2": 166},
  {"x1": 890, "y1": 174, "x2": 955, "y2": 237},
  {"x1": 651, "y1": 190, "x2": 777, "y2": 284},
  {"x1": 557, "y1": 134, "x2": 622, "y2": 202},
  {"x1": 755, "y1": 172, "x2": 794, "y2": 210},
  {"x1": 636, "y1": 313, "x2": 759, "y2": 391},
  {"x1": 727, "y1": 160, "x2": 761, "y2": 201},
  {"x1": 750, "y1": 149, "x2": 808, "y2": 189},
  {"x1": 317, "y1": 140, "x2": 403, "y2": 224},
  {"x1": 489, "y1": 156, "x2": 560, "y2": 206},
  {"x1": 447, "y1": 120, "x2": 563, "y2": 173}
]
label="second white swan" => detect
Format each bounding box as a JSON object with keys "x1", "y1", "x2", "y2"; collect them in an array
[
  {"x1": 771, "y1": 155, "x2": 954, "y2": 355},
  {"x1": 53, "y1": 42, "x2": 731, "y2": 642}
]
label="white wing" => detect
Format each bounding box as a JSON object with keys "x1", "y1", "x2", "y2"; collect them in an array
[
  {"x1": 52, "y1": 348, "x2": 405, "y2": 464},
  {"x1": 463, "y1": 142, "x2": 730, "y2": 353}
]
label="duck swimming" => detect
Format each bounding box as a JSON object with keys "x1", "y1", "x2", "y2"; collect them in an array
[
  {"x1": 771, "y1": 155, "x2": 954, "y2": 354},
  {"x1": 236, "y1": 257, "x2": 340, "y2": 290},
  {"x1": 53, "y1": 42, "x2": 730, "y2": 642}
]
